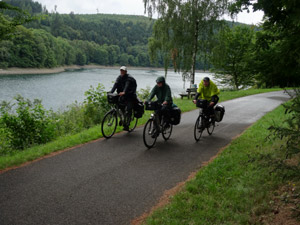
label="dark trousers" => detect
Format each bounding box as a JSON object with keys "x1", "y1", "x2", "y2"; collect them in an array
[
  {"x1": 155, "y1": 104, "x2": 172, "y2": 127},
  {"x1": 120, "y1": 97, "x2": 135, "y2": 127},
  {"x1": 208, "y1": 96, "x2": 219, "y2": 116}
]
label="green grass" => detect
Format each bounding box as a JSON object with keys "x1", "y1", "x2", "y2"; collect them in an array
[
  {"x1": 0, "y1": 88, "x2": 283, "y2": 170},
  {"x1": 144, "y1": 102, "x2": 298, "y2": 224}
]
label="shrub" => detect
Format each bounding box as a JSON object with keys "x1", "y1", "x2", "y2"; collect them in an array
[
  {"x1": 137, "y1": 86, "x2": 151, "y2": 100},
  {"x1": 268, "y1": 89, "x2": 300, "y2": 158},
  {"x1": 83, "y1": 83, "x2": 110, "y2": 127},
  {"x1": 0, "y1": 95, "x2": 56, "y2": 150}
]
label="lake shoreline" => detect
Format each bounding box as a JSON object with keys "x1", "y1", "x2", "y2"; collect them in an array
[{"x1": 0, "y1": 65, "x2": 209, "y2": 76}]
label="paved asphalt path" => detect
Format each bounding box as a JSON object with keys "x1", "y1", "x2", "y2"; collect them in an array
[{"x1": 0, "y1": 91, "x2": 290, "y2": 225}]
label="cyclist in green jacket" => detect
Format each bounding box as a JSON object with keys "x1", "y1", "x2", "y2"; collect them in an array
[
  {"x1": 193, "y1": 77, "x2": 220, "y2": 116},
  {"x1": 147, "y1": 76, "x2": 173, "y2": 130}
]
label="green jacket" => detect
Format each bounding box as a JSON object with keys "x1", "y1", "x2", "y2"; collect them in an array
[
  {"x1": 148, "y1": 76, "x2": 173, "y2": 104},
  {"x1": 196, "y1": 80, "x2": 220, "y2": 101}
]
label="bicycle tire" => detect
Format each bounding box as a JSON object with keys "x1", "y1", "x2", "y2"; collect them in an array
[
  {"x1": 143, "y1": 119, "x2": 158, "y2": 149},
  {"x1": 194, "y1": 115, "x2": 204, "y2": 142},
  {"x1": 128, "y1": 115, "x2": 138, "y2": 132},
  {"x1": 162, "y1": 122, "x2": 173, "y2": 141},
  {"x1": 101, "y1": 110, "x2": 118, "y2": 139},
  {"x1": 207, "y1": 118, "x2": 215, "y2": 135}
]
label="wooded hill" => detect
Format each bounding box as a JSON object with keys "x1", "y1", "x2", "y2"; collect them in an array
[
  {"x1": 0, "y1": 0, "x2": 247, "y2": 71},
  {"x1": 0, "y1": 0, "x2": 160, "y2": 69}
]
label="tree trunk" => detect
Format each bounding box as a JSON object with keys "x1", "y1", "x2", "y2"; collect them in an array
[{"x1": 190, "y1": 1, "x2": 199, "y2": 85}]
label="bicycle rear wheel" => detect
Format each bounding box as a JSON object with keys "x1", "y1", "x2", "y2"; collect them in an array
[
  {"x1": 128, "y1": 114, "x2": 138, "y2": 132},
  {"x1": 143, "y1": 119, "x2": 158, "y2": 148},
  {"x1": 162, "y1": 122, "x2": 173, "y2": 140},
  {"x1": 207, "y1": 118, "x2": 215, "y2": 135},
  {"x1": 194, "y1": 115, "x2": 204, "y2": 142},
  {"x1": 101, "y1": 110, "x2": 118, "y2": 139}
]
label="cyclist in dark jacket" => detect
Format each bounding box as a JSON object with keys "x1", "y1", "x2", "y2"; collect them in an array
[
  {"x1": 110, "y1": 66, "x2": 137, "y2": 131},
  {"x1": 147, "y1": 76, "x2": 173, "y2": 130}
]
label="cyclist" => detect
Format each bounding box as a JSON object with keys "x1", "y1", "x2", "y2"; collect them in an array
[
  {"x1": 193, "y1": 77, "x2": 220, "y2": 119},
  {"x1": 147, "y1": 76, "x2": 173, "y2": 133},
  {"x1": 110, "y1": 66, "x2": 137, "y2": 131}
]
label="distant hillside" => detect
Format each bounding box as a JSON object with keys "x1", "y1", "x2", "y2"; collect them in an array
[{"x1": 0, "y1": 0, "x2": 251, "y2": 70}]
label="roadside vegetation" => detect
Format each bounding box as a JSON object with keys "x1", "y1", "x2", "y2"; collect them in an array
[
  {"x1": 144, "y1": 89, "x2": 300, "y2": 224},
  {"x1": 0, "y1": 87, "x2": 284, "y2": 170}
]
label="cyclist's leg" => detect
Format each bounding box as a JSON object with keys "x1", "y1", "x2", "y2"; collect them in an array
[
  {"x1": 161, "y1": 104, "x2": 171, "y2": 125},
  {"x1": 124, "y1": 100, "x2": 134, "y2": 129}
]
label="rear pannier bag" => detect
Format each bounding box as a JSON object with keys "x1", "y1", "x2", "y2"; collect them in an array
[
  {"x1": 214, "y1": 104, "x2": 225, "y2": 122},
  {"x1": 107, "y1": 92, "x2": 119, "y2": 104},
  {"x1": 134, "y1": 101, "x2": 145, "y2": 118},
  {"x1": 169, "y1": 107, "x2": 181, "y2": 125}
]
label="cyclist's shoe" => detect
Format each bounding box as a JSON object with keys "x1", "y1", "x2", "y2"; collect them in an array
[
  {"x1": 151, "y1": 129, "x2": 160, "y2": 138},
  {"x1": 123, "y1": 126, "x2": 129, "y2": 131}
]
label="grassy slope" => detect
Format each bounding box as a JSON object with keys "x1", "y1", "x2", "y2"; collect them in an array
[
  {"x1": 144, "y1": 100, "x2": 297, "y2": 224},
  {"x1": 0, "y1": 88, "x2": 283, "y2": 170}
]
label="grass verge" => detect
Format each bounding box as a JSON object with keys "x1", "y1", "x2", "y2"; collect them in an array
[
  {"x1": 0, "y1": 88, "x2": 283, "y2": 171},
  {"x1": 143, "y1": 103, "x2": 300, "y2": 224}
]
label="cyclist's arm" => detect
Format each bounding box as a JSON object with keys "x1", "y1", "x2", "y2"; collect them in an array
[
  {"x1": 147, "y1": 86, "x2": 156, "y2": 101},
  {"x1": 110, "y1": 82, "x2": 118, "y2": 93},
  {"x1": 164, "y1": 85, "x2": 172, "y2": 103},
  {"x1": 194, "y1": 82, "x2": 203, "y2": 100},
  {"x1": 194, "y1": 92, "x2": 200, "y2": 100}
]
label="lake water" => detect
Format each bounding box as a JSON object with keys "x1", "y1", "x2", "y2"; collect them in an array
[{"x1": 0, "y1": 68, "x2": 216, "y2": 111}]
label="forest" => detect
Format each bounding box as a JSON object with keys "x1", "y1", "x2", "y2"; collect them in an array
[{"x1": 0, "y1": 0, "x2": 160, "y2": 68}]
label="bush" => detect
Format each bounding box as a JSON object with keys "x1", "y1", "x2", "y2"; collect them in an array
[
  {"x1": 83, "y1": 83, "x2": 110, "y2": 127},
  {"x1": 268, "y1": 89, "x2": 300, "y2": 157},
  {"x1": 0, "y1": 83, "x2": 110, "y2": 153},
  {"x1": 0, "y1": 95, "x2": 56, "y2": 150},
  {"x1": 137, "y1": 86, "x2": 151, "y2": 101}
]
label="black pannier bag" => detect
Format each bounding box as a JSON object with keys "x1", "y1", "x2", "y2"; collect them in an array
[
  {"x1": 169, "y1": 107, "x2": 181, "y2": 125},
  {"x1": 134, "y1": 100, "x2": 145, "y2": 118},
  {"x1": 107, "y1": 92, "x2": 119, "y2": 104},
  {"x1": 214, "y1": 104, "x2": 225, "y2": 122},
  {"x1": 196, "y1": 99, "x2": 208, "y2": 108},
  {"x1": 145, "y1": 101, "x2": 160, "y2": 110}
]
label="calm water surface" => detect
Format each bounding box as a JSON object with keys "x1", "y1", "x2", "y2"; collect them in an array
[{"x1": 0, "y1": 68, "x2": 215, "y2": 111}]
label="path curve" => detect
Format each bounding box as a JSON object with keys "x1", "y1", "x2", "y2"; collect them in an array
[{"x1": 0, "y1": 91, "x2": 290, "y2": 225}]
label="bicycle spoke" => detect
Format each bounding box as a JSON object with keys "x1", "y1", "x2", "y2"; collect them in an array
[
  {"x1": 143, "y1": 119, "x2": 157, "y2": 148},
  {"x1": 101, "y1": 111, "x2": 117, "y2": 139}
]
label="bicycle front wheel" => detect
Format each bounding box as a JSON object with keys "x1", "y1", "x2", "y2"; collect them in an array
[
  {"x1": 207, "y1": 118, "x2": 215, "y2": 135},
  {"x1": 101, "y1": 110, "x2": 118, "y2": 139},
  {"x1": 143, "y1": 119, "x2": 158, "y2": 149},
  {"x1": 162, "y1": 122, "x2": 173, "y2": 141},
  {"x1": 194, "y1": 115, "x2": 204, "y2": 142}
]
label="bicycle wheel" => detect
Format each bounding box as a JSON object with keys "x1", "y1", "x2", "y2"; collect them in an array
[
  {"x1": 207, "y1": 118, "x2": 215, "y2": 135},
  {"x1": 128, "y1": 114, "x2": 138, "y2": 132},
  {"x1": 194, "y1": 115, "x2": 204, "y2": 142},
  {"x1": 162, "y1": 122, "x2": 173, "y2": 140},
  {"x1": 143, "y1": 119, "x2": 158, "y2": 148},
  {"x1": 101, "y1": 110, "x2": 118, "y2": 139}
]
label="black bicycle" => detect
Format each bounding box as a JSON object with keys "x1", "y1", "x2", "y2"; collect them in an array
[
  {"x1": 101, "y1": 93, "x2": 138, "y2": 139},
  {"x1": 143, "y1": 101, "x2": 173, "y2": 148},
  {"x1": 194, "y1": 99, "x2": 215, "y2": 142}
]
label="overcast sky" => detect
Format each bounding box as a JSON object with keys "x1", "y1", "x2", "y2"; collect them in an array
[{"x1": 36, "y1": 0, "x2": 264, "y2": 25}]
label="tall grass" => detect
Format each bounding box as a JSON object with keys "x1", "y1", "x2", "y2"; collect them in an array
[{"x1": 144, "y1": 102, "x2": 300, "y2": 224}]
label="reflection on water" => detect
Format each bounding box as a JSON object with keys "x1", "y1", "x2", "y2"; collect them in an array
[{"x1": 0, "y1": 68, "x2": 216, "y2": 111}]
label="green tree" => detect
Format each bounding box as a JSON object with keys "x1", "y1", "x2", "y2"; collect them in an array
[
  {"x1": 230, "y1": 0, "x2": 300, "y2": 87},
  {"x1": 144, "y1": 0, "x2": 228, "y2": 83},
  {"x1": 210, "y1": 25, "x2": 255, "y2": 90},
  {"x1": 0, "y1": 1, "x2": 34, "y2": 40}
]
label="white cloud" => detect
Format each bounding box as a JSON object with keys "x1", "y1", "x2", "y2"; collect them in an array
[{"x1": 36, "y1": 0, "x2": 263, "y2": 24}]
